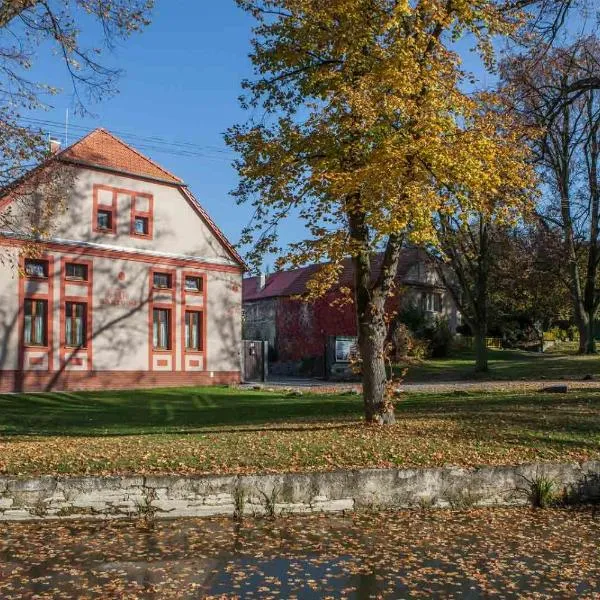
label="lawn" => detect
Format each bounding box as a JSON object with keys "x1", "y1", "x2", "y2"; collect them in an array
[
  {"x1": 0, "y1": 385, "x2": 599, "y2": 476},
  {"x1": 401, "y1": 347, "x2": 600, "y2": 383}
]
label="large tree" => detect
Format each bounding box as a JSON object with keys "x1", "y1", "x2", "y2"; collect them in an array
[
  {"x1": 227, "y1": 0, "x2": 535, "y2": 423},
  {"x1": 503, "y1": 38, "x2": 600, "y2": 353},
  {"x1": 0, "y1": 1, "x2": 153, "y2": 250}
]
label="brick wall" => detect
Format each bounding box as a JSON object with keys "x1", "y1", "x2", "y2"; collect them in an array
[{"x1": 0, "y1": 370, "x2": 240, "y2": 393}]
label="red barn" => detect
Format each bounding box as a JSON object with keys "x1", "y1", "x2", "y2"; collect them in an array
[{"x1": 242, "y1": 249, "x2": 458, "y2": 377}]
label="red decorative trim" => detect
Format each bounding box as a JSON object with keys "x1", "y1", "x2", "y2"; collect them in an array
[
  {"x1": 149, "y1": 268, "x2": 177, "y2": 372},
  {"x1": 92, "y1": 184, "x2": 118, "y2": 235},
  {"x1": 181, "y1": 270, "x2": 207, "y2": 372},
  {"x1": 0, "y1": 370, "x2": 240, "y2": 392},
  {"x1": 18, "y1": 253, "x2": 54, "y2": 372},
  {"x1": 130, "y1": 192, "x2": 154, "y2": 239},
  {"x1": 0, "y1": 237, "x2": 242, "y2": 274},
  {"x1": 189, "y1": 359, "x2": 200, "y2": 367},
  {"x1": 156, "y1": 359, "x2": 168, "y2": 367},
  {"x1": 29, "y1": 357, "x2": 45, "y2": 366},
  {"x1": 59, "y1": 257, "x2": 93, "y2": 370}
]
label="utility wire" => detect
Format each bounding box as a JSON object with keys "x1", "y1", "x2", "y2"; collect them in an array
[{"x1": 19, "y1": 116, "x2": 236, "y2": 162}]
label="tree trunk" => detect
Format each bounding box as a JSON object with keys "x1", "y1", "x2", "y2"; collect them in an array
[
  {"x1": 473, "y1": 324, "x2": 489, "y2": 373},
  {"x1": 357, "y1": 300, "x2": 395, "y2": 424},
  {"x1": 577, "y1": 311, "x2": 595, "y2": 354},
  {"x1": 346, "y1": 193, "x2": 401, "y2": 425}
]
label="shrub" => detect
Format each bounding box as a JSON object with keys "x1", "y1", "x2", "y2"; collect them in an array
[
  {"x1": 392, "y1": 306, "x2": 453, "y2": 359},
  {"x1": 389, "y1": 322, "x2": 414, "y2": 361},
  {"x1": 423, "y1": 317, "x2": 453, "y2": 358}
]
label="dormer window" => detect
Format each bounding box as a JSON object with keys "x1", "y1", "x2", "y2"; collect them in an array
[{"x1": 24, "y1": 259, "x2": 48, "y2": 279}]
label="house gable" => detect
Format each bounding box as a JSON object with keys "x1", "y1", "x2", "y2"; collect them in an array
[{"x1": 0, "y1": 129, "x2": 244, "y2": 269}]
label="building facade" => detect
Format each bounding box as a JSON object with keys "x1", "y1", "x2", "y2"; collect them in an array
[
  {"x1": 0, "y1": 129, "x2": 244, "y2": 392},
  {"x1": 243, "y1": 249, "x2": 459, "y2": 376}
]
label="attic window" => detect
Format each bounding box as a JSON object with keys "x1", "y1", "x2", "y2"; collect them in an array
[
  {"x1": 134, "y1": 216, "x2": 149, "y2": 235},
  {"x1": 96, "y1": 209, "x2": 113, "y2": 231},
  {"x1": 130, "y1": 193, "x2": 153, "y2": 238},
  {"x1": 93, "y1": 185, "x2": 117, "y2": 234}
]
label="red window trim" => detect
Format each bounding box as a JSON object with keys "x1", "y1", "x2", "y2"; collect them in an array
[
  {"x1": 152, "y1": 305, "x2": 174, "y2": 352},
  {"x1": 181, "y1": 270, "x2": 207, "y2": 371},
  {"x1": 152, "y1": 271, "x2": 173, "y2": 290},
  {"x1": 92, "y1": 184, "x2": 118, "y2": 235},
  {"x1": 64, "y1": 261, "x2": 90, "y2": 282},
  {"x1": 184, "y1": 309, "x2": 204, "y2": 352},
  {"x1": 130, "y1": 192, "x2": 154, "y2": 240},
  {"x1": 60, "y1": 257, "x2": 93, "y2": 370},
  {"x1": 22, "y1": 298, "x2": 50, "y2": 348},
  {"x1": 183, "y1": 274, "x2": 204, "y2": 295},
  {"x1": 23, "y1": 258, "x2": 50, "y2": 281},
  {"x1": 18, "y1": 254, "x2": 54, "y2": 371},
  {"x1": 148, "y1": 268, "x2": 177, "y2": 371}
]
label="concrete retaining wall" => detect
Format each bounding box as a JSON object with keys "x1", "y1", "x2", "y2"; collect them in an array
[{"x1": 0, "y1": 462, "x2": 599, "y2": 521}]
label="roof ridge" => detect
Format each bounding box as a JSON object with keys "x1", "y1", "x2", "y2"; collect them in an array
[{"x1": 94, "y1": 128, "x2": 183, "y2": 183}]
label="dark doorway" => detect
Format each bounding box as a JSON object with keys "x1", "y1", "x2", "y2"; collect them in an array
[{"x1": 242, "y1": 340, "x2": 268, "y2": 382}]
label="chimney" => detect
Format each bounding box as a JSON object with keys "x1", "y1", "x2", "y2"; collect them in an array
[
  {"x1": 49, "y1": 138, "x2": 61, "y2": 154},
  {"x1": 257, "y1": 272, "x2": 266, "y2": 291}
]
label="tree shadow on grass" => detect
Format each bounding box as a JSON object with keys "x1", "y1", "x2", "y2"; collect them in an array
[{"x1": 0, "y1": 388, "x2": 364, "y2": 437}]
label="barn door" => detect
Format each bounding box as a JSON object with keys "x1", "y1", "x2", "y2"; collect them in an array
[{"x1": 242, "y1": 340, "x2": 267, "y2": 382}]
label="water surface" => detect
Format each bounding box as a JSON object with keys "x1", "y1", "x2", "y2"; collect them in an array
[{"x1": 0, "y1": 507, "x2": 598, "y2": 598}]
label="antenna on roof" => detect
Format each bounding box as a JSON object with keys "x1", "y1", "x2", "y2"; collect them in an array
[{"x1": 65, "y1": 108, "x2": 69, "y2": 146}]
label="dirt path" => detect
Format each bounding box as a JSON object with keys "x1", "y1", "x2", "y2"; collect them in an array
[{"x1": 247, "y1": 376, "x2": 600, "y2": 394}]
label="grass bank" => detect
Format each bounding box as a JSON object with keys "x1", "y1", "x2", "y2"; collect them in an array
[
  {"x1": 0, "y1": 385, "x2": 598, "y2": 476},
  {"x1": 400, "y1": 347, "x2": 600, "y2": 382}
]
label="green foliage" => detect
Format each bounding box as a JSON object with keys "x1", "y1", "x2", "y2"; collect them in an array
[
  {"x1": 423, "y1": 318, "x2": 453, "y2": 359},
  {"x1": 527, "y1": 475, "x2": 557, "y2": 509},
  {"x1": 394, "y1": 306, "x2": 453, "y2": 359}
]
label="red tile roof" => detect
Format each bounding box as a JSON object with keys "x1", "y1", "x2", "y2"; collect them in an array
[
  {"x1": 243, "y1": 248, "x2": 427, "y2": 301},
  {"x1": 59, "y1": 128, "x2": 183, "y2": 183}
]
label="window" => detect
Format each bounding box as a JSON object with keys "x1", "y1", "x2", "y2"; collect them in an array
[
  {"x1": 185, "y1": 311, "x2": 203, "y2": 350},
  {"x1": 97, "y1": 209, "x2": 113, "y2": 231},
  {"x1": 421, "y1": 292, "x2": 442, "y2": 313},
  {"x1": 130, "y1": 193, "x2": 153, "y2": 239},
  {"x1": 65, "y1": 302, "x2": 87, "y2": 347},
  {"x1": 24, "y1": 259, "x2": 48, "y2": 279},
  {"x1": 133, "y1": 216, "x2": 149, "y2": 236},
  {"x1": 23, "y1": 299, "x2": 47, "y2": 346},
  {"x1": 65, "y1": 263, "x2": 88, "y2": 281},
  {"x1": 335, "y1": 336, "x2": 357, "y2": 363},
  {"x1": 153, "y1": 308, "x2": 171, "y2": 349},
  {"x1": 184, "y1": 275, "x2": 203, "y2": 292},
  {"x1": 153, "y1": 272, "x2": 172, "y2": 289}
]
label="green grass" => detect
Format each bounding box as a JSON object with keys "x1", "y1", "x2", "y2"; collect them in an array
[
  {"x1": 400, "y1": 347, "x2": 600, "y2": 383},
  {"x1": 0, "y1": 385, "x2": 598, "y2": 476}
]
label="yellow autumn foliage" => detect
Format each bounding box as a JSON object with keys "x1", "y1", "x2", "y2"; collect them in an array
[{"x1": 227, "y1": 0, "x2": 537, "y2": 297}]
